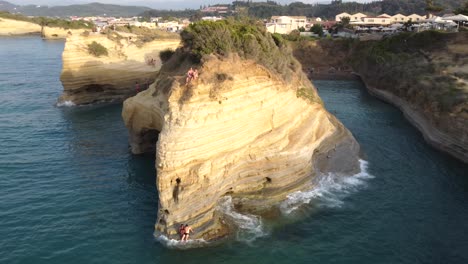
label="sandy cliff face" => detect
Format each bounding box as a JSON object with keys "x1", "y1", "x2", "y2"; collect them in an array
[
  {"x1": 122, "y1": 54, "x2": 360, "y2": 241},
  {"x1": 59, "y1": 32, "x2": 180, "y2": 105},
  {"x1": 0, "y1": 18, "x2": 41, "y2": 35}
]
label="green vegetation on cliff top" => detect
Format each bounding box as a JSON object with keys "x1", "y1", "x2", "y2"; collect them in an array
[
  {"x1": 181, "y1": 18, "x2": 301, "y2": 83},
  {"x1": 87, "y1": 41, "x2": 108, "y2": 57},
  {"x1": 348, "y1": 31, "x2": 467, "y2": 114}
]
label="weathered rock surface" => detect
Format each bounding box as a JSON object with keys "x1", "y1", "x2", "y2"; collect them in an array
[
  {"x1": 350, "y1": 32, "x2": 468, "y2": 163},
  {"x1": 122, "y1": 54, "x2": 360, "y2": 241},
  {"x1": 59, "y1": 32, "x2": 179, "y2": 105},
  {"x1": 0, "y1": 18, "x2": 41, "y2": 35},
  {"x1": 293, "y1": 32, "x2": 468, "y2": 163}
]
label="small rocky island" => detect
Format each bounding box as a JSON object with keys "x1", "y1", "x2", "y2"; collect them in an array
[
  {"x1": 59, "y1": 29, "x2": 180, "y2": 105},
  {"x1": 122, "y1": 20, "x2": 361, "y2": 241}
]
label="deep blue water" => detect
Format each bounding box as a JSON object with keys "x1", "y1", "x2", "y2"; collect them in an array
[{"x1": 0, "y1": 36, "x2": 467, "y2": 264}]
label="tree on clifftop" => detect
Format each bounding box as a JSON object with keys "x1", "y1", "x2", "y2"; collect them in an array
[
  {"x1": 454, "y1": 2, "x2": 468, "y2": 15},
  {"x1": 425, "y1": 0, "x2": 444, "y2": 13}
]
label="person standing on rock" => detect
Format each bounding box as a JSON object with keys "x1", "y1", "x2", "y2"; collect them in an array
[
  {"x1": 193, "y1": 69, "x2": 199, "y2": 81},
  {"x1": 179, "y1": 224, "x2": 185, "y2": 240},
  {"x1": 182, "y1": 224, "x2": 193, "y2": 241},
  {"x1": 186, "y1": 67, "x2": 194, "y2": 85}
]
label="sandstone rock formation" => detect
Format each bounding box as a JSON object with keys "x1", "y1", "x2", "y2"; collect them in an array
[
  {"x1": 122, "y1": 51, "x2": 360, "y2": 241},
  {"x1": 0, "y1": 18, "x2": 41, "y2": 36},
  {"x1": 59, "y1": 32, "x2": 180, "y2": 105}
]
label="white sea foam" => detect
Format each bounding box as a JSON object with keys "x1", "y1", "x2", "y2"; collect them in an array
[
  {"x1": 280, "y1": 159, "x2": 373, "y2": 215},
  {"x1": 217, "y1": 196, "x2": 268, "y2": 244},
  {"x1": 155, "y1": 234, "x2": 208, "y2": 249},
  {"x1": 56, "y1": 100, "x2": 75, "y2": 107}
]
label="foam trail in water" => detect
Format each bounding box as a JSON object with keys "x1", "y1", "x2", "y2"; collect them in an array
[
  {"x1": 155, "y1": 234, "x2": 208, "y2": 249},
  {"x1": 280, "y1": 159, "x2": 373, "y2": 215},
  {"x1": 217, "y1": 196, "x2": 267, "y2": 244},
  {"x1": 56, "y1": 100, "x2": 75, "y2": 107}
]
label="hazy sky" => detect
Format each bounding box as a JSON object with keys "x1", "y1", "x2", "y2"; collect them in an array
[{"x1": 7, "y1": 0, "x2": 369, "y2": 9}]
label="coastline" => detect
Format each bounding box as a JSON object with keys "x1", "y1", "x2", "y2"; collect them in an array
[{"x1": 354, "y1": 73, "x2": 467, "y2": 163}]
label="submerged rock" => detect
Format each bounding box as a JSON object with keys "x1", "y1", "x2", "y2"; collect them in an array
[
  {"x1": 122, "y1": 20, "x2": 360, "y2": 242},
  {"x1": 58, "y1": 31, "x2": 179, "y2": 105}
]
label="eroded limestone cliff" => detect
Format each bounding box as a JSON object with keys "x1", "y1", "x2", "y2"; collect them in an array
[
  {"x1": 350, "y1": 32, "x2": 468, "y2": 163},
  {"x1": 122, "y1": 21, "x2": 360, "y2": 241},
  {"x1": 59, "y1": 32, "x2": 179, "y2": 105},
  {"x1": 293, "y1": 32, "x2": 468, "y2": 163},
  {"x1": 0, "y1": 18, "x2": 41, "y2": 35}
]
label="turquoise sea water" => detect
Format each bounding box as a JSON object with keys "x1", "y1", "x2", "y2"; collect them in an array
[{"x1": 1, "y1": 36, "x2": 467, "y2": 264}]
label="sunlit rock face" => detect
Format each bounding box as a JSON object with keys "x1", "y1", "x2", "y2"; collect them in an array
[
  {"x1": 59, "y1": 33, "x2": 179, "y2": 105},
  {"x1": 0, "y1": 18, "x2": 41, "y2": 35},
  {"x1": 122, "y1": 53, "x2": 360, "y2": 241}
]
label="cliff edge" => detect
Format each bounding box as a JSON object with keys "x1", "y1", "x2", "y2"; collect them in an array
[
  {"x1": 292, "y1": 32, "x2": 468, "y2": 163},
  {"x1": 0, "y1": 18, "x2": 41, "y2": 35},
  {"x1": 59, "y1": 30, "x2": 180, "y2": 105},
  {"x1": 350, "y1": 31, "x2": 468, "y2": 163},
  {"x1": 122, "y1": 20, "x2": 360, "y2": 242}
]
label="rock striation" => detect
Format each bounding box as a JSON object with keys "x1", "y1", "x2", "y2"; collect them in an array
[
  {"x1": 122, "y1": 48, "x2": 360, "y2": 241},
  {"x1": 59, "y1": 32, "x2": 180, "y2": 105},
  {"x1": 0, "y1": 18, "x2": 41, "y2": 35}
]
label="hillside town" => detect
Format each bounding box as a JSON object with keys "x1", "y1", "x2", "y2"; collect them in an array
[{"x1": 68, "y1": 7, "x2": 466, "y2": 39}]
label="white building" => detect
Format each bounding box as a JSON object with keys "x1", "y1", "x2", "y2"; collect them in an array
[
  {"x1": 266, "y1": 16, "x2": 307, "y2": 34},
  {"x1": 335, "y1": 12, "x2": 351, "y2": 22},
  {"x1": 391, "y1": 14, "x2": 409, "y2": 23},
  {"x1": 407, "y1": 14, "x2": 425, "y2": 22}
]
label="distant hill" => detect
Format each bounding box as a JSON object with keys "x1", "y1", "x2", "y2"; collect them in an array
[{"x1": 0, "y1": 1, "x2": 151, "y2": 17}]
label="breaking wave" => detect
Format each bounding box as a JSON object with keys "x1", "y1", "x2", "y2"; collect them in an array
[
  {"x1": 56, "y1": 100, "x2": 75, "y2": 107},
  {"x1": 280, "y1": 159, "x2": 373, "y2": 215},
  {"x1": 217, "y1": 196, "x2": 268, "y2": 244},
  {"x1": 155, "y1": 234, "x2": 209, "y2": 250}
]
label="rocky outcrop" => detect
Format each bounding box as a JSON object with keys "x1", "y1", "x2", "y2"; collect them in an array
[
  {"x1": 293, "y1": 32, "x2": 468, "y2": 163},
  {"x1": 59, "y1": 32, "x2": 180, "y2": 105},
  {"x1": 0, "y1": 18, "x2": 41, "y2": 35},
  {"x1": 122, "y1": 53, "x2": 360, "y2": 242},
  {"x1": 350, "y1": 32, "x2": 468, "y2": 163}
]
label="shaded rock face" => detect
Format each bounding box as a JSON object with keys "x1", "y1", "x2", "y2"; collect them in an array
[
  {"x1": 349, "y1": 32, "x2": 468, "y2": 163},
  {"x1": 293, "y1": 32, "x2": 468, "y2": 163},
  {"x1": 122, "y1": 53, "x2": 360, "y2": 241},
  {"x1": 59, "y1": 33, "x2": 180, "y2": 105}
]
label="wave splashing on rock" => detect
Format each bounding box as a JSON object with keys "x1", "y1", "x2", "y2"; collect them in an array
[
  {"x1": 280, "y1": 159, "x2": 373, "y2": 215},
  {"x1": 155, "y1": 234, "x2": 209, "y2": 250},
  {"x1": 217, "y1": 196, "x2": 268, "y2": 244}
]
